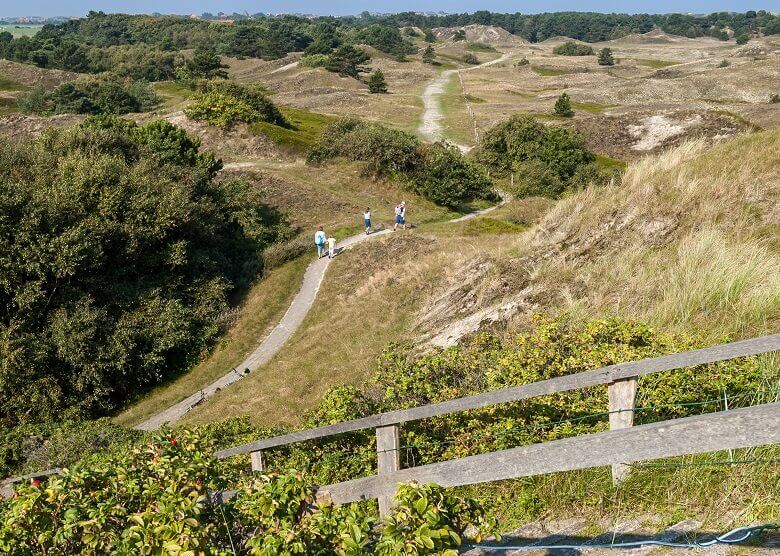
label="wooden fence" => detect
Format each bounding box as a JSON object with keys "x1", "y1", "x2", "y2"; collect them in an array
[
  {"x1": 4, "y1": 335, "x2": 779, "y2": 512},
  {"x1": 214, "y1": 334, "x2": 780, "y2": 515}
]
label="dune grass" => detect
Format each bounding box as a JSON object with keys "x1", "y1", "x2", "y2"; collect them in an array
[
  {"x1": 531, "y1": 66, "x2": 571, "y2": 76},
  {"x1": 571, "y1": 101, "x2": 617, "y2": 113},
  {"x1": 438, "y1": 72, "x2": 478, "y2": 146},
  {"x1": 0, "y1": 72, "x2": 26, "y2": 92},
  {"x1": 635, "y1": 58, "x2": 679, "y2": 68}
]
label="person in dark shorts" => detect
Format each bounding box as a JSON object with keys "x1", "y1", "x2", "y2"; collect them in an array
[{"x1": 363, "y1": 208, "x2": 372, "y2": 235}]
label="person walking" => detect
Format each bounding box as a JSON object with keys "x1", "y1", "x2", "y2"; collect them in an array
[
  {"x1": 327, "y1": 235, "x2": 337, "y2": 259},
  {"x1": 314, "y1": 226, "x2": 326, "y2": 258},
  {"x1": 398, "y1": 201, "x2": 407, "y2": 230},
  {"x1": 393, "y1": 203, "x2": 402, "y2": 231},
  {"x1": 363, "y1": 207, "x2": 372, "y2": 235}
]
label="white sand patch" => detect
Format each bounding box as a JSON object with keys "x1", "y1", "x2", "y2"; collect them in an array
[{"x1": 629, "y1": 114, "x2": 702, "y2": 151}]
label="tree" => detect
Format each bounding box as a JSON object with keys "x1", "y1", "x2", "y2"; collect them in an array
[
  {"x1": 421, "y1": 45, "x2": 435, "y2": 64},
  {"x1": 325, "y1": 45, "x2": 370, "y2": 79},
  {"x1": 453, "y1": 29, "x2": 466, "y2": 41},
  {"x1": 736, "y1": 33, "x2": 749, "y2": 45},
  {"x1": 554, "y1": 92, "x2": 574, "y2": 117},
  {"x1": 185, "y1": 46, "x2": 228, "y2": 79},
  {"x1": 423, "y1": 28, "x2": 436, "y2": 43},
  {"x1": 598, "y1": 47, "x2": 614, "y2": 66},
  {"x1": 553, "y1": 41, "x2": 594, "y2": 56},
  {"x1": 367, "y1": 69, "x2": 388, "y2": 94}
]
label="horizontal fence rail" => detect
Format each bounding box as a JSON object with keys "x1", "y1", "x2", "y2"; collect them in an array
[
  {"x1": 215, "y1": 334, "x2": 780, "y2": 459},
  {"x1": 317, "y1": 403, "x2": 780, "y2": 504}
]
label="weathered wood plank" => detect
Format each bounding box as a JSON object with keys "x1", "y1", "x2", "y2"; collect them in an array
[
  {"x1": 250, "y1": 451, "x2": 265, "y2": 472},
  {"x1": 215, "y1": 335, "x2": 780, "y2": 458},
  {"x1": 376, "y1": 424, "x2": 401, "y2": 516},
  {"x1": 317, "y1": 403, "x2": 780, "y2": 505},
  {"x1": 608, "y1": 377, "x2": 638, "y2": 483}
]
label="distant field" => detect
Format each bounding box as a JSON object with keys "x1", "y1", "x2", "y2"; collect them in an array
[{"x1": 0, "y1": 24, "x2": 43, "y2": 37}]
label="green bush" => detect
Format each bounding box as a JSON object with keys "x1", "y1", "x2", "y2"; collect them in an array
[
  {"x1": 598, "y1": 47, "x2": 615, "y2": 66},
  {"x1": 554, "y1": 92, "x2": 574, "y2": 117},
  {"x1": 300, "y1": 53, "x2": 329, "y2": 68},
  {"x1": 770, "y1": 93, "x2": 780, "y2": 103},
  {"x1": 476, "y1": 114, "x2": 594, "y2": 197},
  {"x1": 553, "y1": 41, "x2": 595, "y2": 56},
  {"x1": 0, "y1": 122, "x2": 288, "y2": 428},
  {"x1": 736, "y1": 33, "x2": 749, "y2": 45},
  {"x1": 185, "y1": 80, "x2": 288, "y2": 129},
  {"x1": 368, "y1": 69, "x2": 388, "y2": 94},
  {"x1": 463, "y1": 52, "x2": 479, "y2": 65},
  {"x1": 18, "y1": 75, "x2": 159, "y2": 115},
  {"x1": 0, "y1": 428, "x2": 494, "y2": 554},
  {"x1": 409, "y1": 142, "x2": 496, "y2": 208},
  {"x1": 308, "y1": 118, "x2": 496, "y2": 207}
]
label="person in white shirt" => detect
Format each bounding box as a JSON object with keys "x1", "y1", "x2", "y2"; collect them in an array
[
  {"x1": 363, "y1": 208, "x2": 372, "y2": 235},
  {"x1": 327, "y1": 236, "x2": 337, "y2": 259},
  {"x1": 314, "y1": 226, "x2": 326, "y2": 258}
]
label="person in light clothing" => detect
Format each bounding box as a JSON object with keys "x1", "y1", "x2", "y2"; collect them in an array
[
  {"x1": 314, "y1": 226, "x2": 326, "y2": 258},
  {"x1": 363, "y1": 208, "x2": 372, "y2": 235},
  {"x1": 327, "y1": 236, "x2": 337, "y2": 259}
]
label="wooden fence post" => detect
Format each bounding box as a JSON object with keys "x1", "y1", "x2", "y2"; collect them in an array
[
  {"x1": 607, "y1": 376, "x2": 638, "y2": 483},
  {"x1": 376, "y1": 424, "x2": 401, "y2": 516},
  {"x1": 250, "y1": 450, "x2": 265, "y2": 472}
]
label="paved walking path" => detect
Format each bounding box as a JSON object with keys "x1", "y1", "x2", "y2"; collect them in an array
[{"x1": 137, "y1": 57, "x2": 512, "y2": 430}]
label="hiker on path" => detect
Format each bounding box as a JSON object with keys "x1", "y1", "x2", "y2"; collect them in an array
[
  {"x1": 363, "y1": 208, "x2": 372, "y2": 235},
  {"x1": 314, "y1": 226, "x2": 326, "y2": 258},
  {"x1": 327, "y1": 235, "x2": 337, "y2": 259},
  {"x1": 393, "y1": 201, "x2": 407, "y2": 231}
]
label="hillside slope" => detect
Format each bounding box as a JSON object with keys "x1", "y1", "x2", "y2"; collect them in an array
[{"x1": 180, "y1": 130, "x2": 779, "y2": 427}]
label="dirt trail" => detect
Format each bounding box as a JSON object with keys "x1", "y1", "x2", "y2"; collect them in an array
[{"x1": 418, "y1": 52, "x2": 514, "y2": 150}]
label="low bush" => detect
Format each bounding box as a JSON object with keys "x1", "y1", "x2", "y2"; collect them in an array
[
  {"x1": 18, "y1": 75, "x2": 159, "y2": 115},
  {"x1": 308, "y1": 118, "x2": 496, "y2": 207},
  {"x1": 300, "y1": 53, "x2": 329, "y2": 68},
  {"x1": 476, "y1": 114, "x2": 595, "y2": 198},
  {"x1": 463, "y1": 52, "x2": 479, "y2": 65},
  {"x1": 0, "y1": 429, "x2": 496, "y2": 554},
  {"x1": 553, "y1": 41, "x2": 595, "y2": 56},
  {"x1": 185, "y1": 80, "x2": 288, "y2": 129}
]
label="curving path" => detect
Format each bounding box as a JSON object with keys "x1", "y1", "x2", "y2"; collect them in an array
[{"x1": 137, "y1": 57, "x2": 512, "y2": 430}]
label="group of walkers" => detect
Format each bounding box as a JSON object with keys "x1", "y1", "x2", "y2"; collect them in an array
[{"x1": 314, "y1": 202, "x2": 408, "y2": 259}]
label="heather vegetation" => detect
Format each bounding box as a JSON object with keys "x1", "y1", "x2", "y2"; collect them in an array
[{"x1": 0, "y1": 120, "x2": 289, "y2": 432}]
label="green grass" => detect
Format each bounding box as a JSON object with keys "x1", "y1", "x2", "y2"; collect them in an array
[
  {"x1": 635, "y1": 59, "x2": 678, "y2": 69},
  {"x1": 0, "y1": 97, "x2": 18, "y2": 115},
  {"x1": 252, "y1": 107, "x2": 336, "y2": 153},
  {"x1": 571, "y1": 101, "x2": 617, "y2": 113},
  {"x1": 461, "y1": 217, "x2": 526, "y2": 235},
  {"x1": 531, "y1": 66, "x2": 571, "y2": 77},
  {"x1": 464, "y1": 94, "x2": 486, "y2": 103},
  {"x1": 595, "y1": 153, "x2": 627, "y2": 171},
  {"x1": 437, "y1": 72, "x2": 478, "y2": 147},
  {"x1": 506, "y1": 89, "x2": 535, "y2": 98},
  {"x1": 0, "y1": 72, "x2": 26, "y2": 92},
  {"x1": 152, "y1": 81, "x2": 192, "y2": 109},
  {"x1": 466, "y1": 41, "x2": 498, "y2": 53},
  {"x1": 0, "y1": 24, "x2": 42, "y2": 37}
]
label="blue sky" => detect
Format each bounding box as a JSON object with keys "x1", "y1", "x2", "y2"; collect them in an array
[{"x1": 4, "y1": 1, "x2": 779, "y2": 17}]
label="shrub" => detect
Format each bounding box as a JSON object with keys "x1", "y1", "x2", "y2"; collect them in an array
[
  {"x1": 185, "y1": 80, "x2": 288, "y2": 129},
  {"x1": 423, "y1": 28, "x2": 436, "y2": 43},
  {"x1": 300, "y1": 53, "x2": 329, "y2": 68},
  {"x1": 175, "y1": 46, "x2": 228, "y2": 85},
  {"x1": 409, "y1": 142, "x2": 495, "y2": 208},
  {"x1": 422, "y1": 44, "x2": 436, "y2": 64},
  {"x1": 515, "y1": 56, "x2": 530, "y2": 67},
  {"x1": 770, "y1": 93, "x2": 780, "y2": 103},
  {"x1": 554, "y1": 91, "x2": 574, "y2": 117},
  {"x1": 18, "y1": 75, "x2": 159, "y2": 115},
  {"x1": 554, "y1": 41, "x2": 595, "y2": 56},
  {"x1": 0, "y1": 123, "x2": 289, "y2": 426},
  {"x1": 718, "y1": 59, "x2": 730, "y2": 68},
  {"x1": 453, "y1": 30, "x2": 466, "y2": 41},
  {"x1": 513, "y1": 158, "x2": 566, "y2": 197},
  {"x1": 463, "y1": 52, "x2": 479, "y2": 65},
  {"x1": 476, "y1": 114, "x2": 594, "y2": 197},
  {"x1": 368, "y1": 68, "x2": 388, "y2": 93},
  {"x1": 598, "y1": 47, "x2": 615, "y2": 66},
  {"x1": 736, "y1": 33, "x2": 749, "y2": 45},
  {"x1": 308, "y1": 118, "x2": 496, "y2": 207}
]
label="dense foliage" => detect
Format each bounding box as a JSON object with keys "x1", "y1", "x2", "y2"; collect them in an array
[
  {"x1": 325, "y1": 44, "x2": 371, "y2": 78},
  {"x1": 175, "y1": 46, "x2": 228, "y2": 84},
  {"x1": 18, "y1": 75, "x2": 159, "y2": 115},
  {"x1": 553, "y1": 41, "x2": 594, "y2": 56},
  {"x1": 598, "y1": 47, "x2": 615, "y2": 66},
  {"x1": 2, "y1": 11, "x2": 776, "y2": 77},
  {"x1": 368, "y1": 69, "x2": 388, "y2": 93},
  {"x1": 0, "y1": 429, "x2": 495, "y2": 554},
  {"x1": 0, "y1": 120, "x2": 289, "y2": 429},
  {"x1": 185, "y1": 80, "x2": 289, "y2": 129},
  {"x1": 476, "y1": 115, "x2": 596, "y2": 197},
  {"x1": 308, "y1": 118, "x2": 495, "y2": 207},
  {"x1": 554, "y1": 92, "x2": 574, "y2": 117}
]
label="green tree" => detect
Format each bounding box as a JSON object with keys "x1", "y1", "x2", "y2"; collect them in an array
[
  {"x1": 423, "y1": 28, "x2": 436, "y2": 42},
  {"x1": 598, "y1": 47, "x2": 615, "y2": 66},
  {"x1": 736, "y1": 33, "x2": 749, "y2": 44},
  {"x1": 367, "y1": 69, "x2": 388, "y2": 93},
  {"x1": 554, "y1": 41, "x2": 595, "y2": 56},
  {"x1": 554, "y1": 92, "x2": 574, "y2": 117},
  {"x1": 177, "y1": 46, "x2": 228, "y2": 83},
  {"x1": 421, "y1": 44, "x2": 435, "y2": 64},
  {"x1": 463, "y1": 52, "x2": 479, "y2": 65},
  {"x1": 325, "y1": 44, "x2": 371, "y2": 79}
]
